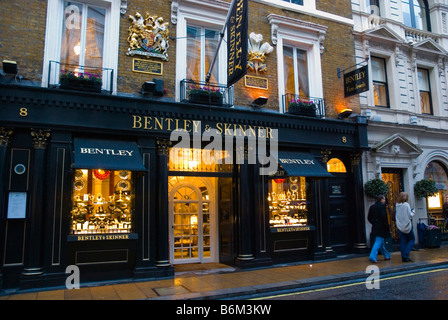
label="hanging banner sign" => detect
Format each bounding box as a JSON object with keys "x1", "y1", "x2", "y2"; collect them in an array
[
  {"x1": 227, "y1": 0, "x2": 248, "y2": 87},
  {"x1": 344, "y1": 65, "x2": 369, "y2": 98}
]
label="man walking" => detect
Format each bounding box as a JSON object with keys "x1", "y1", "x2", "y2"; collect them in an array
[{"x1": 368, "y1": 194, "x2": 391, "y2": 263}]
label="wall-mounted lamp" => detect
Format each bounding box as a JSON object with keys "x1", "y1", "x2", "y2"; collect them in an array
[
  {"x1": 252, "y1": 96, "x2": 268, "y2": 107},
  {"x1": 141, "y1": 79, "x2": 165, "y2": 96},
  {"x1": 2, "y1": 60, "x2": 17, "y2": 75},
  {"x1": 338, "y1": 108, "x2": 353, "y2": 120},
  {"x1": 141, "y1": 81, "x2": 155, "y2": 95}
]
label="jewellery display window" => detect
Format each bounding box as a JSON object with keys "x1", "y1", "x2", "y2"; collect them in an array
[
  {"x1": 71, "y1": 169, "x2": 134, "y2": 234},
  {"x1": 268, "y1": 176, "x2": 308, "y2": 228}
]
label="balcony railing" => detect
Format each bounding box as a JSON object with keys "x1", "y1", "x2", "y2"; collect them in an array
[
  {"x1": 48, "y1": 61, "x2": 114, "y2": 94},
  {"x1": 180, "y1": 79, "x2": 234, "y2": 107},
  {"x1": 283, "y1": 93, "x2": 326, "y2": 118}
]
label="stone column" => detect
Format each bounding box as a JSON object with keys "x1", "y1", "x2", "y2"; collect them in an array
[
  {"x1": 0, "y1": 128, "x2": 13, "y2": 288},
  {"x1": 351, "y1": 152, "x2": 368, "y2": 252},
  {"x1": 236, "y1": 145, "x2": 254, "y2": 264},
  {"x1": 155, "y1": 140, "x2": 170, "y2": 267},
  {"x1": 22, "y1": 129, "x2": 51, "y2": 277}
]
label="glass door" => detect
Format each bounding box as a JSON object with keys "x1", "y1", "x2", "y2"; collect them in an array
[{"x1": 169, "y1": 177, "x2": 214, "y2": 264}]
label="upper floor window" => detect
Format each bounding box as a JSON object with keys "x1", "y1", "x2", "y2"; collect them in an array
[
  {"x1": 61, "y1": 1, "x2": 105, "y2": 71},
  {"x1": 186, "y1": 25, "x2": 220, "y2": 84},
  {"x1": 418, "y1": 68, "x2": 432, "y2": 114},
  {"x1": 284, "y1": 47, "x2": 309, "y2": 100},
  {"x1": 366, "y1": 0, "x2": 381, "y2": 16},
  {"x1": 43, "y1": 0, "x2": 120, "y2": 92},
  {"x1": 268, "y1": 14, "x2": 326, "y2": 113},
  {"x1": 371, "y1": 57, "x2": 389, "y2": 107},
  {"x1": 402, "y1": 0, "x2": 430, "y2": 31}
]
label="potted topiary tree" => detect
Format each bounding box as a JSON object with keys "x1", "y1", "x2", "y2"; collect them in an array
[
  {"x1": 414, "y1": 179, "x2": 438, "y2": 199},
  {"x1": 364, "y1": 178, "x2": 389, "y2": 198}
]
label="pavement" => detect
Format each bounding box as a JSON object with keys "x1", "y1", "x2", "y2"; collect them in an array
[{"x1": 1, "y1": 244, "x2": 448, "y2": 300}]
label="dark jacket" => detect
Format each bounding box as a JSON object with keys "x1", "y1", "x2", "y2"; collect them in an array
[{"x1": 368, "y1": 201, "x2": 391, "y2": 238}]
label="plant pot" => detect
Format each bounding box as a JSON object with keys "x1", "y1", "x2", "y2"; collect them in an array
[
  {"x1": 288, "y1": 103, "x2": 316, "y2": 117},
  {"x1": 189, "y1": 92, "x2": 223, "y2": 106},
  {"x1": 425, "y1": 228, "x2": 441, "y2": 248},
  {"x1": 60, "y1": 78, "x2": 102, "y2": 93}
]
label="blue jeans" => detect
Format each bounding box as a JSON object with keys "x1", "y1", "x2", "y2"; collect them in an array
[
  {"x1": 369, "y1": 236, "x2": 391, "y2": 262},
  {"x1": 398, "y1": 227, "x2": 415, "y2": 260}
]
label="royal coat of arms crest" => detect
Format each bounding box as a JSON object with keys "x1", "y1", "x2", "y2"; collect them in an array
[{"x1": 127, "y1": 12, "x2": 170, "y2": 61}]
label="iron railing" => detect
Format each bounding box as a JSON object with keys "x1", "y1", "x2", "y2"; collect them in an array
[
  {"x1": 283, "y1": 93, "x2": 326, "y2": 118},
  {"x1": 48, "y1": 60, "x2": 114, "y2": 94},
  {"x1": 180, "y1": 79, "x2": 234, "y2": 107}
]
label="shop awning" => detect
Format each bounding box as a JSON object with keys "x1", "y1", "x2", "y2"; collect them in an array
[
  {"x1": 73, "y1": 138, "x2": 147, "y2": 171},
  {"x1": 273, "y1": 151, "x2": 333, "y2": 178}
]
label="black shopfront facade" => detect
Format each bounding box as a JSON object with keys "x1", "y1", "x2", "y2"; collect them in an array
[{"x1": 0, "y1": 83, "x2": 368, "y2": 290}]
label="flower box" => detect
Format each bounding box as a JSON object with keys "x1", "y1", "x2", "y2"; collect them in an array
[
  {"x1": 189, "y1": 93, "x2": 223, "y2": 106},
  {"x1": 188, "y1": 86, "x2": 224, "y2": 106},
  {"x1": 60, "y1": 71, "x2": 102, "y2": 93},
  {"x1": 288, "y1": 101, "x2": 317, "y2": 117}
]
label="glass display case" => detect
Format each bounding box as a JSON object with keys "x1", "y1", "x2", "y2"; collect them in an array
[
  {"x1": 71, "y1": 169, "x2": 134, "y2": 234},
  {"x1": 268, "y1": 176, "x2": 308, "y2": 228}
]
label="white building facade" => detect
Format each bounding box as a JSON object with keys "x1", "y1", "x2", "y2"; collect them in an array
[{"x1": 351, "y1": 0, "x2": 448, "y2": 245}]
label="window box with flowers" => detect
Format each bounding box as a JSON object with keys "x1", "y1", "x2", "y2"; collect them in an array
[
  {"x1": 188, "y1": 85, "x2": 224, "y2": 106},
  {"x1": 60, "y1": 70, "x2": 102, "y2": 93},
  {"x1": 288, "y1": 99, "x2": 317, "y2": 117}
]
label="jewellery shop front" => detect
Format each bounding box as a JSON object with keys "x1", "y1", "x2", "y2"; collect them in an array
[{"x1": 0, "y1": 84, "x2": 368, "y2": 290}]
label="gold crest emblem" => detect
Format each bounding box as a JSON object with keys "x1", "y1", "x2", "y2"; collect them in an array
[{"x1": 127, "y1": 12, "x2": 170, "y2": 61}]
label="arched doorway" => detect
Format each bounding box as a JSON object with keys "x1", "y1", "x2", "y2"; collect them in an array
[{"x1": 168, "y1": 176, "x2": 216, "y2": 264}]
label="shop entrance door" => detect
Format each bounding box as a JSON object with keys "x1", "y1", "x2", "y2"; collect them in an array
[
  {"x1": 169, "y1": 177, "x2": 215, "y2": 264},
  {"x1": 381, "y1": 168, "x2": 404, "y2": 241},
  {"x1": 328, "y1": 177, "x2": 350, "y2": 253}
]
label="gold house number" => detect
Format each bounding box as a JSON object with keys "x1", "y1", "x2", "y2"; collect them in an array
[
  {"x1": 342, "y1": 136, "x2": 347, "y2": 143},
  {"x1": 19, "y1": 108, "x2": 28, "y2": 117}
]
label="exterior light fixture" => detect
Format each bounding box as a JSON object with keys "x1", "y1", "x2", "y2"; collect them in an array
[
  {"x1": 338, "y1": 108, "x2": 353, "y2": 120},
  {"x1": 2, "y1": 60, "x2": 17, "y2": 75},
  {"x1": 252, "y1": 96, "x2": 268, "y2": 107},
  {"x1": 141, "y1": 79, "x2": 165, "y2": 96}
]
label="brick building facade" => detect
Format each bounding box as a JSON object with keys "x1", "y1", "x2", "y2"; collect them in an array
[{"x1": 0, "y1": 0, "x2": 369, "y2": 290}]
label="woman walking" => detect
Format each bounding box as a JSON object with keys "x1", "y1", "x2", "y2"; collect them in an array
[{"x1": 395, "y1": 192, "x2": 415, "y2": 262}]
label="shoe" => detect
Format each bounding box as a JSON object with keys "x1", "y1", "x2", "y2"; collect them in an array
[
  {"x1": 384, "y1": 257, "x2": 391, "y2": 261},
  {"x1": 402, "y1": 258, "x2": 412, "y2": 262},
  {"x1": 369, "y1": 259, "x2": 377, "y2": 263}
]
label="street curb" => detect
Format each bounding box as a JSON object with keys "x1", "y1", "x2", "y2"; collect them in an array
[{"x1": 146, "y1": 259, "x2": 448, "y2": 300}]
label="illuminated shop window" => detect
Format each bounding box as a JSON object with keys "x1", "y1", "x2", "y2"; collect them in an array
[
  {"x1": 169, "y1": 148, "x2": 232, "y2": 173},
  {"x1": 327, "y1": 158, "x2": 347, "y2": 173},
  {"x1": 71, "y1": 169, "x2": 134, "y2": 234},
  {"x1": 424, "y1": 161, "x2": 448, "y2": 211},
  {"x1": 268, "y1": 177, "x2": 308, "y2": 227}
]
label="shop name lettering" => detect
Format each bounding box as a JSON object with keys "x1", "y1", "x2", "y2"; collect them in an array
[
  {"x1": 80, "y1": 148, "x2": 134, "y2": 156},
  {"x1": 76, "y1": 234, "x2": 130, "y2": 241},
  {"x1": 279, "y1": 158, "x2": 315, "y2": 165},
  {"x1": 344, "y1": 66, "x2": 369, "y2": 97},
  {"x1": 276, "y1": 226, "x2": 311, "y2": 232},
  {"x1": 345, "y1": 70, "x2": 366, "y2": 86},
  {"x1": 132, "y1": 115, "x2": 274, "y2": 139}
]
